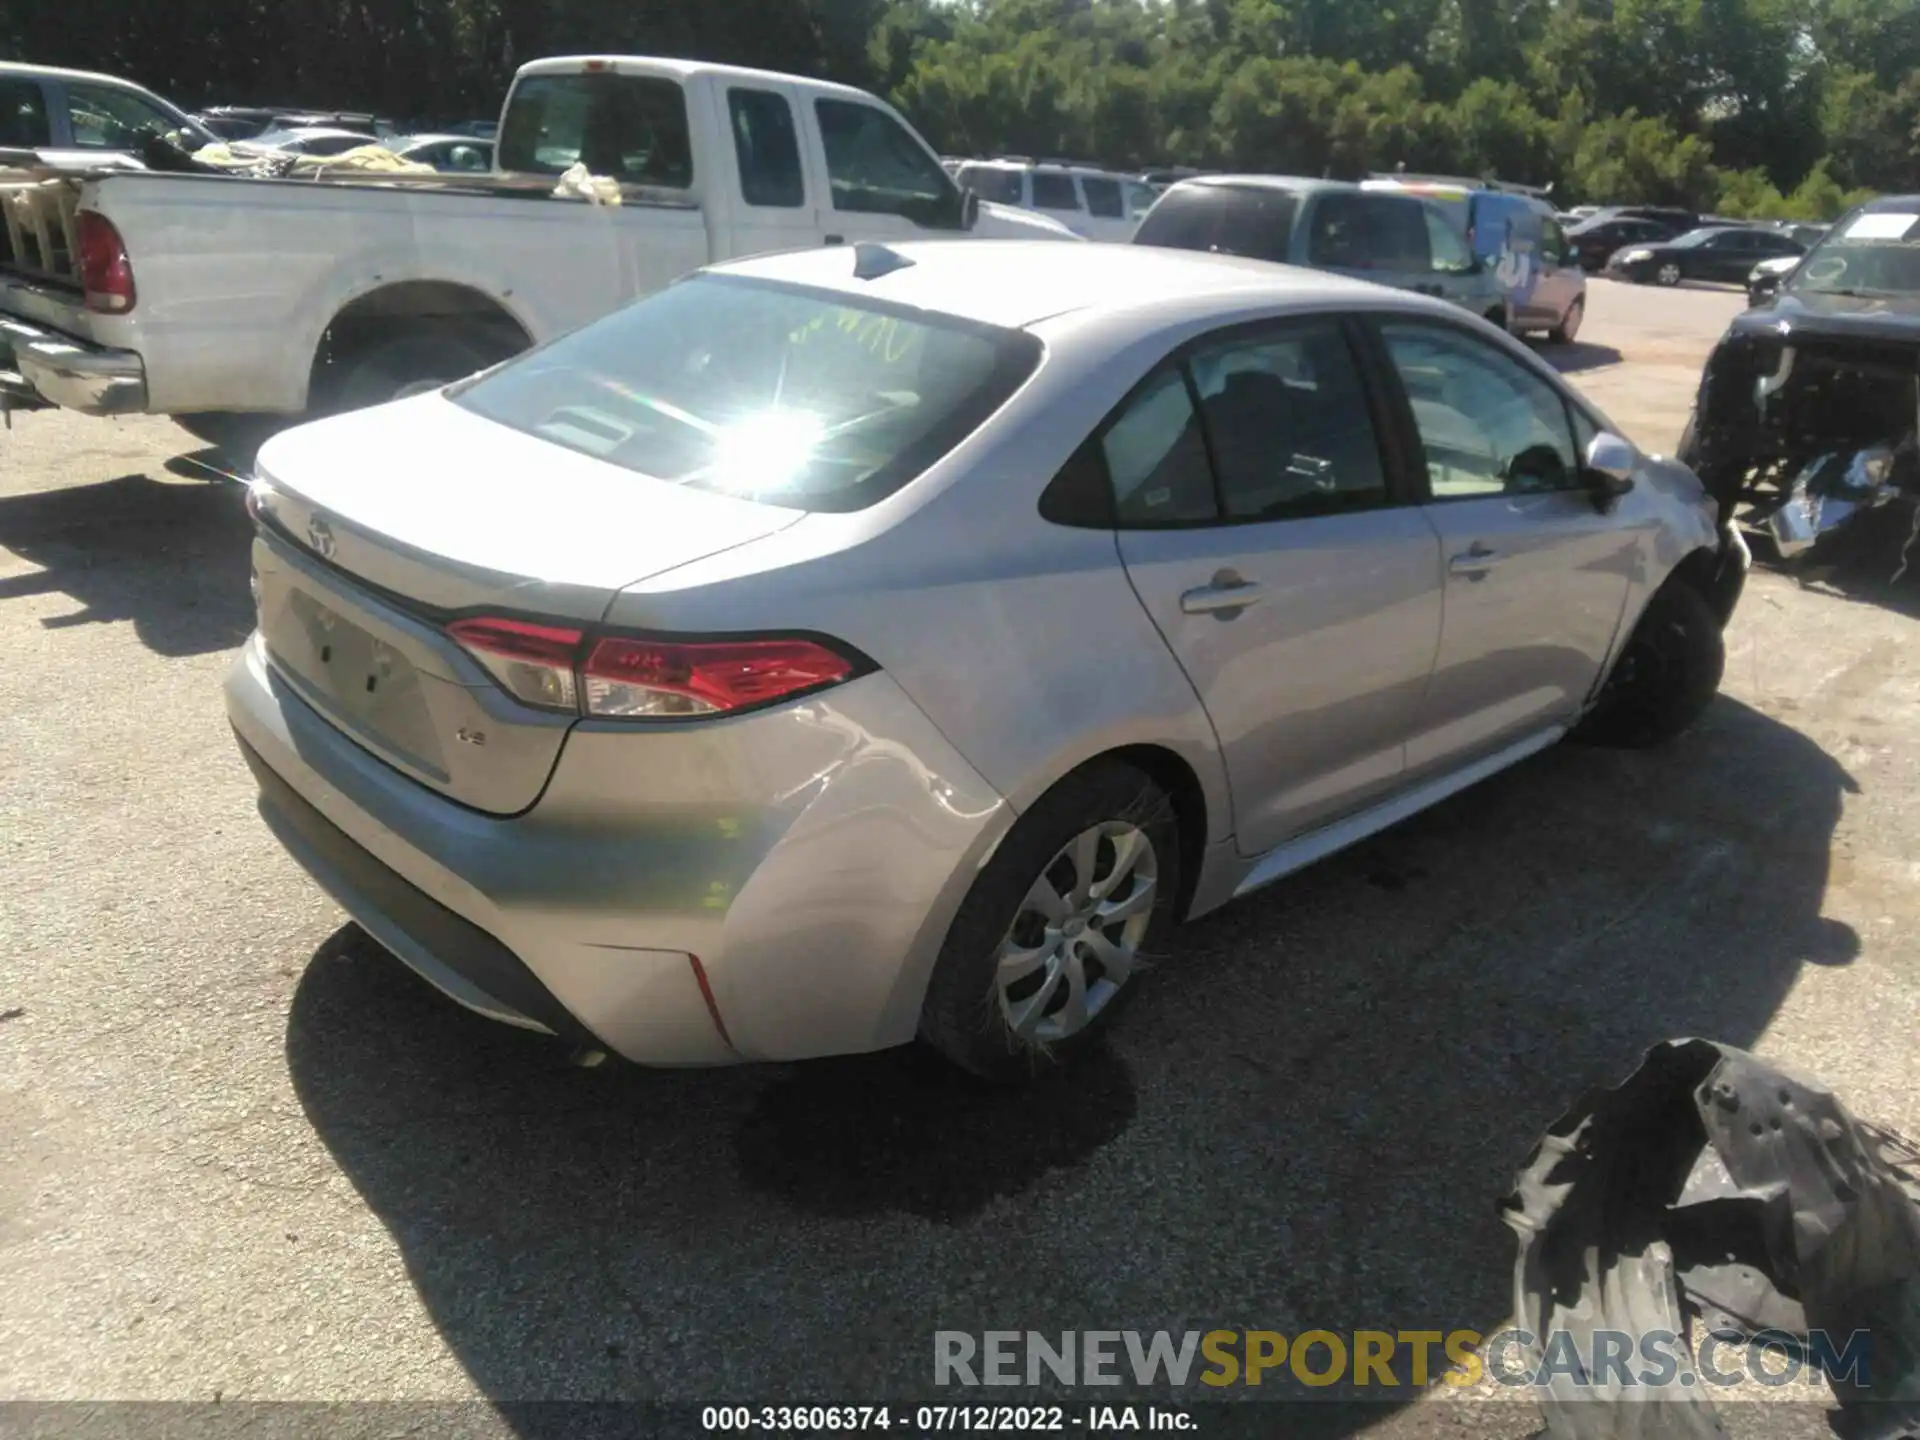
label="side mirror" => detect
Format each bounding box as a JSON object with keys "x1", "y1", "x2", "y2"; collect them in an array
[
  {"x1": 959, "y1": 185, "x2": 981, "y2": 231},
  {"x1": 1582, "y1": 430, "x2": 1638, "y2": 511}
]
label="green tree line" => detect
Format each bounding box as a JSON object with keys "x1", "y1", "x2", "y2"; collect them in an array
[{"x1": 9, "y1": 0, "x2": 1913, "y2": 216}]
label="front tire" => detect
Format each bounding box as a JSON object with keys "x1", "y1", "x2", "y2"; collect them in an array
[
  {"x1": 1573, "y1": 579, "x2": 1725, "y2": 748},
  {"x1": 1656, "y1": 262, "x2": 1683, "y2": 287},
  {"x1": 919, "y1": 761, "x2": 1182, "y2": 1083}
]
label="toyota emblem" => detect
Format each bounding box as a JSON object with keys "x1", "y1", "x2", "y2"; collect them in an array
[{"x1": 307, "y1": 514, "x2": 337, "y2": 559}]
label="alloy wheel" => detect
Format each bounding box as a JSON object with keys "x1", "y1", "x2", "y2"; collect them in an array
[
  {"x1": 1657, "y1": 262, "x2": 1682, "y2": 286},
  {"x1": 994, "y1": 821, "x2": 1158, "y2": 1045}
]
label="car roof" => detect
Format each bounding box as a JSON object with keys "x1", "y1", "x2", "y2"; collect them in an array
[
  {"x1": 256, "y1": 126, "x2": 375, "y2": 141},
  {"x1": 514, "y1": 54, "x2": 884, "y2": 107},
  {"x1": 710, "y1": 238, "x2": 1441, "y2": 332},
  {"x1": 1174, "y1": 174, "x2": 1357, "y2": 196},
  {"x1": 0, "y1": 61, "x2": 163, "y2": 89},
  {"x1": 395, "y1": 133, "x2": 492, "y2": 147}
]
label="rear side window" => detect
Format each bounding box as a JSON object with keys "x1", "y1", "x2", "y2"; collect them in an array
[
  {"x1": 499, "y1": 73, "x2": 693, "y2": 187},
  {"x1": 728, "y1": 88, "x2": 803, "y2": 208},
  {"x1": 451, "y1": 275, "x2": 1040, "y2": 514},
  {"x1": 1101, "y1": 369, "x2": 1217, "y2": 525},
  {"x1": 0, "y1": 79, "x2": 51, "y2": 148},
  {"x1": 1308, "y1": 194, "x2": 1430, "y2": 271},
  {"x1": 1082, "y1": 176, "x2": 1124, "y2": 219},
  {"x1": 956, "y1": 164, "x2": 1022, "y2": 205},
  {"x1": 1133, "y1": 185, "x2": 1298, "y2": 264},
  {"x1": 1031, "y1": 172, "x2": 1080, "y2": 210}
]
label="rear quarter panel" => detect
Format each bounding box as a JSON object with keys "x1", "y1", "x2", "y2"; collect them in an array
[{"x1": 90, "y1": 172, "x2": 698, "y2": 413}]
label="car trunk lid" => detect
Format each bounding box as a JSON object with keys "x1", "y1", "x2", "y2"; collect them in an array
[{"x1": 250, "y1": 394, "x2": 803, "y2": 814}]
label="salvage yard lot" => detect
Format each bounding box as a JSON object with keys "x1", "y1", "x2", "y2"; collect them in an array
[{"x1": 2, "y1": 277, "x2": 1917, "y2": 1431}]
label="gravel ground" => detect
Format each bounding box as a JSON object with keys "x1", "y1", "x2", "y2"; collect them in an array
[{"x1": 1, "y1": 276, "x2": 1915, "y2": 1438}]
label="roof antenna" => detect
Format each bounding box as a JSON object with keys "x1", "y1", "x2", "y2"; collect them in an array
[{"x1": 853, "y1": 242, "x2": 915, "y2": 281}]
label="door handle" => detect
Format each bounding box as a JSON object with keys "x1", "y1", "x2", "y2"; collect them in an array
[
  {"x1": 1180, "y1": 575, "x2": 1265, "y2": 616},
  {"x1": 1448, "y1": 542, "x2": 1501, "y2": 576},
  {"x1": 823, "y1": 234, "x2": 845, "y2": 246}
]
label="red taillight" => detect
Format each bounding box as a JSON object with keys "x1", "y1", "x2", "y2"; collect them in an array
[
  {"x1": 581, "y1": 636, "x2": 857, "y2": 718},
  {"x1": 77, "y1": 211, "x2": 136, "y2": 315},
  {"x1": 448, "y1": 620, "x2": 861, "y2": 720},
  {"x1": 447, "y1": 617, "x2": 584, "y2": 713}
]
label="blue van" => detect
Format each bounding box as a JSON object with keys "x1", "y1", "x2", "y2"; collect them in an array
[{"x1": 1362, "y1": 177, "x2": 1588, "y2": 342}]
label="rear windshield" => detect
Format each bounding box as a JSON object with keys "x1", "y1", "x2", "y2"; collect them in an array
[
  {"x1": 1133, "y1": 185, "x2": 1300, "y2": 263},
  {"x1": 451, "y1": 274, "x2": 1042, "y2": 513},
  {"x1": 498, "y1": 72, "x2": 693, "y2": 187}
]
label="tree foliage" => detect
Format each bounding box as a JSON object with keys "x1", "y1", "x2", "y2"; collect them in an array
[{"x1": 7, "y1": 0, "x2": 1920, "y2": 214}]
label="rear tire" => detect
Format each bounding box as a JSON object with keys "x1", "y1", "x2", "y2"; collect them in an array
[
  {"x1": 1573, "y1": 579, "x2": 1724, "y2": 748},
  {"x1": 1548, "y1": 297, "x2": 1584, "y2": 345},
  {"x1": 319, "y1": 329, "x2": 495, "y2": 415},
  {"x1": 919, "y1": 761, "x2": 1182, "y2": 1084}
]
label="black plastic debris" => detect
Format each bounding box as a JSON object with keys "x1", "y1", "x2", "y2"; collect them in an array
[{"x1": 1503, "y1": 1038, "x2": 1920, "y2": 1440}]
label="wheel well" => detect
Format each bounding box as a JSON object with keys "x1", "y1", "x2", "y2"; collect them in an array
[
  {"x1": 1670, "y1": 542, "x2": 1743, "y2": 628},
  {"x1": 310, "y1": 282, "x2": 533, "y2": 401},
  {"x1": 1098, "y1": 744, "x2": 1210, "y2": 921}
]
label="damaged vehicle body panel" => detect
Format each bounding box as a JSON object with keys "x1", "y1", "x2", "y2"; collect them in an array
[
  {"x1": 1681, "y1": 197, "x2": 1920, "y2": 574},
  {"x1": 1504, "y1": 1038, "x2": 1920, "y2": 1440}
]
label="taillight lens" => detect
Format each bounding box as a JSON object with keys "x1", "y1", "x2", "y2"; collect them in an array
[
  {"x1": 447, "y1": 620, "x2": 860, "y2": 720},
  {"x1": 77, "y1": 211, "x2": 136, "y2": 314},
  {"x1": 447, "y1": 617, "x2": 584, "y2": 712},
  {"x1": 581, "y1": 637, "x2": 856, "y2": 718}
]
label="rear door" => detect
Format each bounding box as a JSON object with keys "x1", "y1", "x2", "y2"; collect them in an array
[
  {"x1": 1029, "y1": 170, "x2": 1089, "y2": 236},
  {"x1": 1107, "y1": 316, "x2": 1445, "y2": 853},
  {"x1": 1078, "y1": 173, "x2": 1135, "y2": 242},
  {"x1": 708, "y1": 80, "x2": 823, "y2": 259},
  {"x1": 1367, "y1": 318, "x2": 1635, "y2": 775}
]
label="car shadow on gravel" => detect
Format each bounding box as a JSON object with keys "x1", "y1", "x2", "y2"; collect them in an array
[
  {"x1": 1540, "y1": 340, "x2": 1624, "y2": 373},
  {"x1": 0, "y1": 470, "x2": 253, "y2": 656},
  {"x1": 285, "y1": 695, "x2": 1857, "y2": 1419}
]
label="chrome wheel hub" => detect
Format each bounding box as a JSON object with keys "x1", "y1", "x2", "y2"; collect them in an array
[{"x1": 994, "y1": 821, "x2": 1158, "y2": 1045}]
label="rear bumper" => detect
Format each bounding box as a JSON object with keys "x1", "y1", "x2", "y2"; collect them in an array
[
  {"x1": 0, "y1": 313, "x2": 147, "y2": 415},
  {"x1": 225, "y1": 630, "x2": 1013, "y2": 1066}
]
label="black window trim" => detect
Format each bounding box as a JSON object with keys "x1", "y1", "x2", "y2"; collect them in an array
[
  {"x1": 1038, "y1": 311, "x2": 1426, "y2": 531},
  {"x1": 1358, "y1": 312, "x2": 1595, "y2": 506}
]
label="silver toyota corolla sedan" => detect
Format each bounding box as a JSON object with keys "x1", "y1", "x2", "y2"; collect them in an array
[{"x1": 227, "y1": 240, "x2": 1749, "y2": 1082}]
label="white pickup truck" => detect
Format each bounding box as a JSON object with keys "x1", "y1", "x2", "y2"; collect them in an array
[{"x1": 0, "y1": 56, "x2": 1075, "y2": 433}]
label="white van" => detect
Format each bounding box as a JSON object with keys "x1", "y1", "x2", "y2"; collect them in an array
[{"x1": 953, "y1": 159, "x2": 1161, "y2": 242}]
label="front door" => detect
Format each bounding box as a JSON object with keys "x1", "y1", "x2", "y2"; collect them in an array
[
  {"x1": 1370, "y1": 319, "x2": 1637, "y2": 775},
  {"x1": 797, "y1": 95, "x2": 969, "y2": 247},
  {"x1": 1107, "y1": 319, "x2": 1444, "y2": 855}
]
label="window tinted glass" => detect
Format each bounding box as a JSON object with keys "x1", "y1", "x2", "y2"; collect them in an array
[
  {"x1": 1308, "y1": 194, "x2": 1431, "y2": 271},
  {"x1": 1082, "y1": 176, "x2": 1124, "y2": 218},
  {"x1": 1133, "y1": 185, "x2": 1298, "y2": 264},
  {"x1": 299, "y1": 133, "x2": 370, "y2": 156},
  {"x1": 1189, "y1": 323, "x2": 1388, "y2": 520},
  {"x1": 815, "y1": 99, "x2": 954, "y2": 224},
  {"x1": 956, "y1": 164, "x2": 1022, "y2": 205},
  {"x1": 1540, "y1": 218, "x2": 1568, "y2": 264},
  {"x1": 64, "y1": 82, "x2": 192, "y2": 150},
  {"x1": 728, "y1": 88, "x2": 803, "y2": 208},
  {"x1": 0, "y1": 79, "x2": 51, "y2": 148},
  {"x1": 453, "y1": 275, "x2": 1039, "y2": 513},
  {"x1": 1102, "y1": 369, "x2": 1217, "y2": 525},
  {"x1": 1031, "y1": 172, "x2": 1081, "y2": 210},
  {"x1": 499, "y1": 74, "x2": 692, "y2": 187},
  {"x1": 1424, "y1": 205, "x2": 1474, "y2": 273},
  {"x1": 1125, "y1": 182, "x2": 1160, "y2": 215},
  {"x1": 1380, "y1": 323, "x2": 1579, "y2": 498}
]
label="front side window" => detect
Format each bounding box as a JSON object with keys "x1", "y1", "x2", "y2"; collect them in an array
[
  {"x1": 452, "y1": 275, "x2": 1038, "y2": 513},
  {"x1": 1125, "y1": 182, "x2": 1160, "y2": 217},
  {"x1": 814, "y1": 99, "x2": 956, "y2": 226},
  {"x1": 1541, "y1": 218, "x2": 1569, "y2": 265},
  {"x1": 499, "y1": 73, "x2": 693, "y2": 188},
  {"x1": 1082, "y1": 176, "x2": 1124, "y2": 219},
  {"x1": 1030, "y1": 172, "x2": 1081, "y2": 211},
  {"x1": 64, "y1": 82, "x2": 201, "y2": 150},
  {"x1": 1379, "y1": 322, "x2": 1580, "y2": 499},
  {"x1": 1423, "y1": 205, "x2": 1475, "y2": 274},
  {"x1": 955, "y1": 164, "x2": 1022, "y2": 206},
  {"x1": 728, "y1": 88, "x2": 804, "y2": 208}
]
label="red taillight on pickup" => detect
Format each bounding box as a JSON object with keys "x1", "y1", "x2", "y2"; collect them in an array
[
  {"x1": 447, "y1": 619, "x2": 862, "y2": 720},
  {"x1": 77, "y1": 211, "x2": 136, "y2": 315}
]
